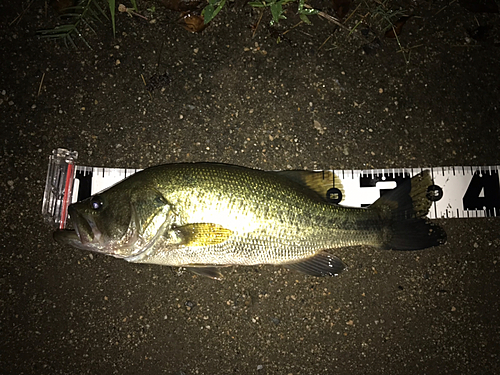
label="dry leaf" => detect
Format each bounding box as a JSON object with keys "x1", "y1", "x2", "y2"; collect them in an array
[
  {"x1": 332, "y1": 0, "x2": 351, "y2": 19},
  {"x1": 178, "y1": 12, "x2": 206, "y2": 33},
  {"x1": 385, "y1": 16, "x2": 411, "y2": 38}
]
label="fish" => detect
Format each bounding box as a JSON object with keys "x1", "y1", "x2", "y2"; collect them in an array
[{"x1": 53, "y1": 163, "x2": 446, "y2": 279}]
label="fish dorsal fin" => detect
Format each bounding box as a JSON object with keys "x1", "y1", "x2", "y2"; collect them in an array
[
  {"x1": 285, "y1": 251, "x2": 345, "y2": 277},
  {"x1": 173, "y1": 223, "x2": 233, "y2": 247},
  {"x1": 275, "y1": 170, "x2": 344, "y2": 203}
]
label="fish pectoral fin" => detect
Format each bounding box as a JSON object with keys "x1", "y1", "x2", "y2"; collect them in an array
[
  {"x1": 185, "y1": 266, "x2": 226, "y2": 280},
  {"x1": 174, "y1": 223, "x2": 233, "y2": 247},
  {"x1": 285, "y1": 251, "x2": 345, "y2": 277}
]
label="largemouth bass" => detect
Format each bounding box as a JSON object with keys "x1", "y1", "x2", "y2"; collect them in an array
[{"x1": 54, "y1": 163, "x2": 446, "y2": 279}]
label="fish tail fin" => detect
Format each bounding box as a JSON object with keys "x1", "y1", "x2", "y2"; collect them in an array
[{"x1": 370, "y1": 170, "x2": 446, "y2": 250}]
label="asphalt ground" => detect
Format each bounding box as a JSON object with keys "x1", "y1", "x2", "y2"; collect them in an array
[{"x1": 1, "y1": 1, "x2": 500, "y2": 374}]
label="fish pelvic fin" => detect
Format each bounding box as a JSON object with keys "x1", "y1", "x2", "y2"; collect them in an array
[
  {"x1": 185, "y1": 266, "x2": 225, "y2": 280},
  {"x1": 370, "y1": 170, "x2": 447, "y2": 250}
]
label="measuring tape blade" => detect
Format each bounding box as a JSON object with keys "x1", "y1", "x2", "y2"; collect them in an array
[{"x1": 42, "y1": 149, "x2": 500, "y2": 228}]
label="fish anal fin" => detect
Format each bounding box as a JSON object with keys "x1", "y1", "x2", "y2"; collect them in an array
[
  {"x1": 285, "y1": 251, "x2": 345, "y2": 277},
  {"x1": 174, "y1": 223, "x2": 233, "y2": 247}
]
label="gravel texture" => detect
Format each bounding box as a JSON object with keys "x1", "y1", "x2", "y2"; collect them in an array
[{"x1": 1, "y1": 0, "x2": 500, "y2": 374}]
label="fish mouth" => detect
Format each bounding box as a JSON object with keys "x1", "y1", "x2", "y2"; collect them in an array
[
  {"x1": 68, "y1": 205, "x2": 103, "y2": 245},
  {"x1": 54, "y1": 204, "x2": 144, "y2": 258},
  {"x1": 53, "y1": 205, "x2": 103, "y2": 251}
]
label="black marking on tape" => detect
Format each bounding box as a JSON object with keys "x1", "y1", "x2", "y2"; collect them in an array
[
  {"x1": 427, "y1": 185, "x2": 443, "y2": 202},
  {"x1": 75, "y1": 170, "x2": 92, "y2": 201},
  {"x1": 326, "y1": 188, "x2": 342, "y2": 204},
  {"x1": 359, "y1": 172, "x2": 411, "y2": 207},
  {"x1": 463, "y1": 170, "x2": 500, "y2": 217}
]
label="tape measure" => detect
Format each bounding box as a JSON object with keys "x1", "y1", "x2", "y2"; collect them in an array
[{"x1": 42, "y1": 148, "x2": 500, "y2": 229}]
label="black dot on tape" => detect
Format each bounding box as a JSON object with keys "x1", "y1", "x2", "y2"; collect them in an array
[
  {"x1": 326, "y1": 188, "x2": 342, "y2": 204},
  {"x1": 427, "y1": 185, "x2": 443, "y2": 202}
]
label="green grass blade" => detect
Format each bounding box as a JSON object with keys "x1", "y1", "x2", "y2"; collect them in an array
[
  {"x1": 203, "y1": 0, "x2": 227, "y2": 24},
  {"x1": 92, "y1": 0, "x2": 109, "y2": 20},
  {"x1": 249, "y1": 2, "x2": 266, "y2": 7},
  {"x1": 108, "y1": 0, "x2": 116, "y2": 37},
  {"x1": 82, "y1": 17, "x2": 97, "y2": 34},
  {"x1": 66, "y1": 33, "x2": 77, "y2": 48}
]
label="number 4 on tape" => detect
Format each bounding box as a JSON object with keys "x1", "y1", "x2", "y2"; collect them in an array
[{"x1": 463, "y1": 170, "x2": 500, "y2": 216}]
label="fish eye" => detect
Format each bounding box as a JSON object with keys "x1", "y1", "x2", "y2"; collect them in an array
[{"x1": 90, "y1": 195, "x2": 104, "y2": 210}]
